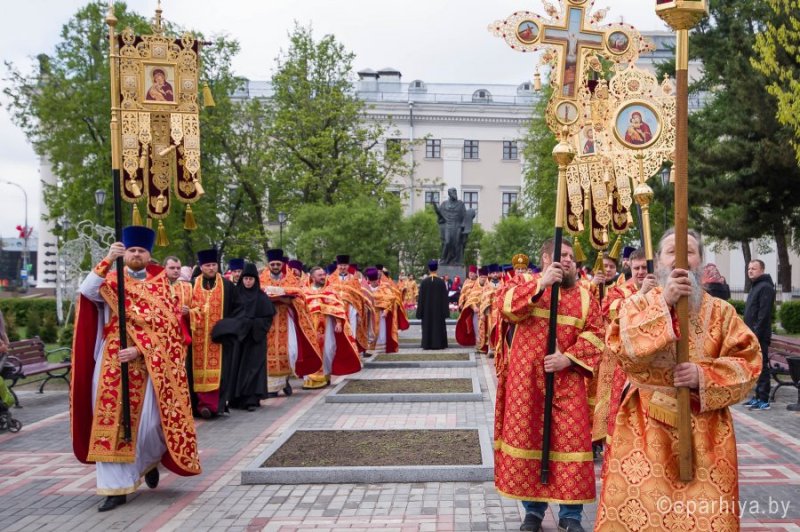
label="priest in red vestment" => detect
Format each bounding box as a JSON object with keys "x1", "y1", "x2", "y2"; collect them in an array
[
  {"x1": 495, "y1": 238, "x2": 604, "y2": 532},
  {"x1": 71, "y1": 227, "x2": 200, "y2": 512}
]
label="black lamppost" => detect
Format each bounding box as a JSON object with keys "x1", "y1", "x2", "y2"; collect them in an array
[
  {"x1": 278, "y1": 211, "x2": 288, "y2": 248},
  {"x1": 660, "y1": 166, "x2": 671, "y2": 230},
  {"x1": 95, "y1": 189, "x2": 107, "y2": 224}
]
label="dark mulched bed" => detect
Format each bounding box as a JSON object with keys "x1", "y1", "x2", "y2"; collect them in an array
[
  {"x1": 338, "y1": 378, "x2": 472, "y2": 394},
  {"x1": 261, "y1": 429, "x2": 482, "y2": 467},
  {"x1": 374, "y1": 353, "x2": 470, "y2": 362}
]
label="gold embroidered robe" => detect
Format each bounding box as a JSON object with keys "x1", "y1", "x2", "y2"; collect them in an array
[
  {"x1": 494, "y1": 279, "x2": 604, "y2": 503},
  {"x1": 595, "y1": 289, "x2": 761, "y2": 531},
  {"x1": 71, "y1": 261, "x2": 200, "y2": 476}
]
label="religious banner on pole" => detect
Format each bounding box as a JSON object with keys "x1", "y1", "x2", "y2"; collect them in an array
[{"x1": 114, "y1": 2, "x2": 204, "y2": 246}]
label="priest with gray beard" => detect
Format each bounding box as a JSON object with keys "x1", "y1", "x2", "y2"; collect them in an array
[{"x1": 595, "y1": 228, "x2": 762, "y2": 531}]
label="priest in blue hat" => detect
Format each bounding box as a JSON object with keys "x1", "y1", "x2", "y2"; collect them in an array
[
  {"x1": 225, "y1": 258, "x2": 245, "y2": 285},
  {"x1": 188, "y1": 248, "x2": 238, "y2": 419},
  {"x1": 71, "y1": 226, "x2": 200, "y2": 512},
  {"x1": 416, "y1": 259, "x2": 449, "y2": 349}
]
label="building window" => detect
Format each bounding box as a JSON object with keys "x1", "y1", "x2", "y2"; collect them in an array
[
  {"x1": 502, "y1": 192, "x2": 518, "y2": 217},
  {"x1": 464, "y1": 140, "x2": 479, "y2": 160},
  {"x1": 463, "y1": 191, "x2": 478, "y2": 213},
  {"x1": 426, "y1": 139, "x2": 441, "y2": 158},
  {"x1": 386, "y1": 138, "x2": 402, "y2": 156},
  {"x1": 425, "y1": 191, "x2": 440, "y2": 208},
  {"x1": 503, "y1": 141, "x2": 518, "y2": 160}
]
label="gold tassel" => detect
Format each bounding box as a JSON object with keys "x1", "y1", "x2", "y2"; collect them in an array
[
  {"x1": 609, "y1": 235, "x2": 623, "y2": 260},
  {"x1": 202, "y1": 82, "x2": 215, "y2": 108},
  {"x1": 132, "y1": 204, "x2": 143, "y2": 226},
  {"x1": 192, "y1": 177, "x2": 205, "y2": 196},
  {"x1": 156, "y1": 220, "x2": 169, "y2": 247},
  {"x1": 128, "y1": 179, "x2": 141, "y2": 198},
  {"x1": 154, "y1": 194, "x2": 165, "y2": 214},
  {"x1": 184, "y1": 205, "x2": 198, "y2": 231},
  {"x1": 146, "y1": 217, "x2": 153, "y2": 230},
  {"x1": 139, "y1": 145, "x2": 149, "y2": 169},
  {"x1": 627, "y1": 211, "x2": 634, "y2": 225},
  {"x1": 573, "y1": 240, "x2": 587, "y2": 263},
  {"x1": 592, "y1": 253, "x2": 604, "y2": 274}
]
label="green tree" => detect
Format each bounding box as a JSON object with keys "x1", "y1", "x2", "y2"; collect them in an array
[
  {"x1": 396, "y1": 209, "x2": 439, "y2": 277},
  {"x1": 265, "y1": 25, "x2": 413, "y2": 212},
  {"x1": 286, "y1": 197, "x2": 403, "y2": 272},
  {"x1": 464, "y1": 222, "x2": 485, "y2": 267},
  {"x1": 686, "y1": 1, "x2": 800, "y2": 291},
  {"x1": 521, "y1": 87, "x2": 558, "y2": 226},
  {"x1": 753, "y1": 0, "x2": 800, "y2": 164},
  {"x1": 479, "y1": 214, "x2": 540, "y2": 265}
]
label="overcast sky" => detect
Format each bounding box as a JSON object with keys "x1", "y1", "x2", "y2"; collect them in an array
[{"x1": 0, "y1": 0, "x2": 667, "y2": 238}]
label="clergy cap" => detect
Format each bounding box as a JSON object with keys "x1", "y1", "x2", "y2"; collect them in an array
[
  {"x1": 197, "y1": 248, "x2": 219, "y2": 266},
  {"x1": 287, "y1": 259, "x2": 303, "y2": 271},
  {"x1": 122, "y1": 226, "x2": 155, "y2": 253},
  {"x1": 336, "y1": 254, "x2": 350, "y2": 264},
  {"x1": 427, "y1": 259, "x2": 439, "y2": 272},
  {"x1": 501, "y1": 264, "x2": 513, "y2": 272},
  {"x1": 242, "y1": 262, "x2": 259, "y2": 279},
  {"x1": 365, "y1": 267, "x2": 379, "y2": 281},
  {"x1": 478, "y1": 266, "x2": 489, "y2": 276},
  {"x1": 487, "y1": 263, "x2": 501, "y2": 274},
  {"x1": 325, "y1": 262, "x2": 337, "y2": 275},
  {"x1": 623, "y1": 246, "x2": 636, "y2": 259},
  {"x1": 266, "y1": 248, "x2": 284, "y2": 263},
  {"x1": 228, "y1": 258, "x2": 244, "y2": 271},
  {"x1": 512, "y1": 254, "x2": 529, "y2": 269},
  {"x1": 468, "y1": 265, "x2": 478, "y2": 274}
]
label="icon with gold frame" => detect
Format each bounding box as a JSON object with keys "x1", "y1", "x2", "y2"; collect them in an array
[
  {"x1": 142, "y1": 63, "x2": 178, "y2": 105},
  {"x1": 614, "y1": 101, "x2": 661, "y2": 150}
]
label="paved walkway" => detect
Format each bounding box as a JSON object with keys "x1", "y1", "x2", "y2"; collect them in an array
[{"x1": 1, "y1": 325, "x2": 799, "y2": 531}]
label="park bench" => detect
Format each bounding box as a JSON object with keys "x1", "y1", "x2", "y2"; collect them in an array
[
  {"x1": 1, "y1": 337, "x2": 71, "y2": 407},
  {"x1": 768, "y1": 334, "x2": 800, "y2": 402}
]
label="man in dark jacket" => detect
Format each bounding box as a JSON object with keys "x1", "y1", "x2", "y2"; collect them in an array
[{"x1": 743, "y1": 259, "x2": 775, "y2": 410}]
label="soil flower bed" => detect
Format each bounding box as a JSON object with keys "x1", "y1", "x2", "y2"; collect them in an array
[{"x1": 338, "y1": 378, "x2": 472, "y2": 395}]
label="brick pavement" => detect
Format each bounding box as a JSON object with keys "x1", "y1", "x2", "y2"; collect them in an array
[{"x1": 0, "y1": 323, "x2": 798, "y2": 531}]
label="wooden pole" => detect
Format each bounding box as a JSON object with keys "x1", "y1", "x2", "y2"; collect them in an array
[
  {"x1": 107, "y1": 3, "x2": 132, "y2": 442},
  {"x1": 673, "y1": 27, "x2": 693, "y2": 482},
  {"x1": 541, "y1": 129, "x2": 575, "y2": 485}
]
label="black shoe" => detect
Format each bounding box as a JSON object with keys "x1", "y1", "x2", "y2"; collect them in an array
[
  {"x1": 246, "y1": 405, "x2": 256, "y2": 412},
  {"x1": 520, "y1": 513, "x2": 542, "y2": 532},
  {"x1": 558, "y1": 518, "x2": 585, "y2": 532},
  {"x1": 144, "y1": 467, "x2": 159, "y2": 489},
  {"x1": 199, "y1": 407, "x2": 212, "y2": 419},
  {"x1": 98, "y1": 495, "x2": 127, "y2": 512}
]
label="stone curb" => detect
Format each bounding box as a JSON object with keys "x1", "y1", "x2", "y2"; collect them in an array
[
  {"x1": 364, "y1": 351, "x2": 478, "y2": 368},
  {"x1": 324, "y1": 375, "x2": 482, "y2": 403},
  {"x1": 241, "y1": 427, "x2": 494, "y2": 485}
]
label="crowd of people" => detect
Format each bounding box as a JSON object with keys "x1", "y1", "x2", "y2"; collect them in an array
[
  {"x1": 67, "y1": 224, "x2": 776, "y2": 530},
  {"x1": 69, "y1": 226, "x2": 414, "y2": 512}
]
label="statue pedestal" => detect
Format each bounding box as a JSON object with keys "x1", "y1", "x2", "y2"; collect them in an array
[{"x1": 438, "y1": 264, "x2": 466, "y2": 282}]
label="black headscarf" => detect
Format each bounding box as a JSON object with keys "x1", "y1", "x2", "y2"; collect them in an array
[{"x1": 235, "y1": 262, "x2": 273, "y2": 319}]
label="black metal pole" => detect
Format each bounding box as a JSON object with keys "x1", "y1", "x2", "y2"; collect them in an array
[
  {"x1": 112, "y1": 169, "x2": 132, "y2": 442},
  {"x1": 541, "y1": 226, "x2": 562, "y2": 485}
]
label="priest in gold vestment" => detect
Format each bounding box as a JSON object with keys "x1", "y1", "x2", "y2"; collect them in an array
[
  {"x1": 495, "y1": 239, "x2": 604, "y2": 532},
  {"x1": 595, "y1": 230, "x2": 761, "y2": 531}
]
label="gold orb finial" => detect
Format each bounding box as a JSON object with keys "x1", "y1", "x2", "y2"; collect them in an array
[
  {"x1": 106, "y1": 1, "x2": 117, "y2": 27},
  {"x1": 552, "y1": 126, "x2": 575, "y2": 167},
  {"x1": 633, "y1": 182, "x2": 655, "y2": 206}
]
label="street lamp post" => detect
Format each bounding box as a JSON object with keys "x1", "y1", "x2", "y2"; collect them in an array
[
  {"x1": 95, "y1": 189, "x2": 107, "y2": 225},
  {"x1": 660, "y1": 166, "x2": 671, "y2": 230},
  {"x1": 277, "y1": 211, "x2": 288, "y2": 248},
  {"x1": 1, "y1": 180, "x2": 29, "y2": 291}
]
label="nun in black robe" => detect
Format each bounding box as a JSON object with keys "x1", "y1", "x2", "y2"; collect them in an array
[{"x1": 215, "y1": 262, "x2": 275, "y2": 411}]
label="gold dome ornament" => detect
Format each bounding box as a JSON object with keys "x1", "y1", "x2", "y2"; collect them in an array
[{"x1": 655, "y1": 0, "x2": 709, "y2": 31}]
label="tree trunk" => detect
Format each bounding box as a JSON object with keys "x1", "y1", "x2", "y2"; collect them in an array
[
  {"x1": 741, "y1": 239, "x2": 752, "y2": 292},
  {"x1": 774, "y1": 224, "x2": 792, "y2": 292}
]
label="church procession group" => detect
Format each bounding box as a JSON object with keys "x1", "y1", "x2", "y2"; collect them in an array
[{"x1": 69, "y1": 222, "x2": 766, "y2": 532}]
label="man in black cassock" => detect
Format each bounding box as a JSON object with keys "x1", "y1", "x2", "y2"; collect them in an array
[{"x1": 416, "y1": 260, "x2": 449, "y2": 350}]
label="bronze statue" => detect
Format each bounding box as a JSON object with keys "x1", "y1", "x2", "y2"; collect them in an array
[{"x1": 432, "y1": 187, "x2": 475, "y2": 265}]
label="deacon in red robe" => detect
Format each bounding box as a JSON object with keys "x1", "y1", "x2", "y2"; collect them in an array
[{"x1": 495, "y1": 239, "x2": 604, "y2": 532}]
